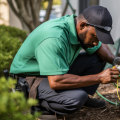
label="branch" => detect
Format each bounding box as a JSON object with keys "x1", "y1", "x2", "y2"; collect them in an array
[
  {"x1": 15, "y1": 0, "x2": 35, "y2": 31},
  {"x1": 7, "y1": 0, "x2": 20, "y2": 18},
  {"x1": 67, "y1": 0, "x2": 76, "y2": 14},
  {"x1": 7, "y1": 0, "x2": 41, "y2": 31},
  {"x1": 24, "y1": 0, "x2": 31, "y2": 16},
  {"x1": 44, "y1": 0, "x2": 53, "y2": 22},
  {"x1": 37, "y1": 0, "x2": 42, "y2": 12},
  {"x1": 62, "y1": 0, "x2": 69, "y2": 16},
  {"x1": 29, "y1": 0, "x2": 40, "y2": 27}
]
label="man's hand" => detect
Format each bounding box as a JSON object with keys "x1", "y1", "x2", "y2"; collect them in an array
[
  {"x1": 48, "y1": 66, "x2": 120, "y2": 90},
  {"x1": 98, "y1": 68, "x2": 119, "y2": 84}
]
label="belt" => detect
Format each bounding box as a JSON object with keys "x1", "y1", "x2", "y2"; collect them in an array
[
  {"x1": 26, "y1": 77, "x2": 43, "y2": 99},
  {"x1": 10, "y1": 74, "x2": 44, "y2": 99}
]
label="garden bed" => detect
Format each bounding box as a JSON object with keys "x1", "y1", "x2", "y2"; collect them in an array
[{"x1": 40, "y1": 83, "x2": 120, "y2": 120}]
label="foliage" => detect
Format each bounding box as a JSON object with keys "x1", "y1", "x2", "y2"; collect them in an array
[
  {"x1": 53, "y1": 0, "x2": 61, "y2": 5},
  {"x1": 43, "y1": 0, "x2": 61, "y2": 9},
  {"x1": 0, "y1": 25, "x2": 27, "y2": 76},
  {"x1": 0, "y1": 77, "x2": 40, "y2": 120}
]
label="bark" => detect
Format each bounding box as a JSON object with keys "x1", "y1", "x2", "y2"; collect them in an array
[
  {"x1": 62, "y1": 0, "x2": 76, "y2": 16},
  {"x1": 7, "y1": 0, "x2": 70, "y2": 32},
  {"x1": 62, "y1": 0, "x2": 69, "y2": 16},
  {"x1": 7, "y1": 0, "x2": 45, "y2": 32},
  {"x1": 44, "y1": 0, "x2": 53, "y2": 22}
]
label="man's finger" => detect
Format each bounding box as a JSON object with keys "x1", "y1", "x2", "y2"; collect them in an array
[
  {"x1": 111, "y1": 68, "x2": 119, "y2": 71},
  {"x1": 110, "y1": 71, "x2": 119, "y2": 75},
  {"x1": 111, "y1": 75, "x2": 119, "y2": 79}
]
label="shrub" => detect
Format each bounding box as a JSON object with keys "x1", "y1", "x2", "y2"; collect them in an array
[
  {"x1": 0, "y1": 25, "x2": 27, "y2": 76},
  {"x1": 0, "y1": 77, "x2": 40, "y2": 120}
]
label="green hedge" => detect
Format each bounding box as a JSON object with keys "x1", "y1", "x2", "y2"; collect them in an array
[
  {"x1": 0, "y1": 77, "x2": 40, "y2": 120},
  {"x1": 0, "y1": 25, "x2": 27, "y2": 76}
]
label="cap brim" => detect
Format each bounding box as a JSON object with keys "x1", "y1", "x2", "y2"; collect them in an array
[{"x1": 95, "y1": 28, "x2": 114, "y2": 44}]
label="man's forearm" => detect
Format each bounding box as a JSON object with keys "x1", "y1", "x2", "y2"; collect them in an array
[
  {"x1": 48, "y1": 74, "x2": 100, "y2": 90},
  {"x1": 48, "y1": 68, "x2": 119, "y2": 90},
  {"x1": 96, "y1": 43, "x2": 115, "y2": 64}
]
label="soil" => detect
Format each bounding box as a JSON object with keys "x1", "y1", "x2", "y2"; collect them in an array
[
  {"x1": 39, "y1": 83, "x2": 120, "y2": 120},
  {"x1": 69, "y1": 83, "x2": 120, "y2": 120}
]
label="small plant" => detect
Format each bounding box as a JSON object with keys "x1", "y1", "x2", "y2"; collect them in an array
[
  {"x1": 0, "y1": 25, "x2": 27, "y2": 76},
  {"x1": 0, "y1": 77, "x2": 40, "y2": 120}
]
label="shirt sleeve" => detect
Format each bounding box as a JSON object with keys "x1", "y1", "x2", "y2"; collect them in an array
[
  {"x1": 85, "y1": 41, "x2": 102, "y2": 54},
  {"x1": 35, "y1": 38, "x2": 69, "y2": 75}
]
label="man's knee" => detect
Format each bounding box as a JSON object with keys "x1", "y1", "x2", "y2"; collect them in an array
[
  {"x1": 40, "y1": 90, "x2": 88, "y2": 115},
  {"x1": 61, "y1": 90, "x2": 88, "y2": 108},
  {"x1": 71, "y1": 90, "x2": 88, "y2": 108},
  {"x1": 59, "y1": 90, "x2": 88, "y2": 114}
]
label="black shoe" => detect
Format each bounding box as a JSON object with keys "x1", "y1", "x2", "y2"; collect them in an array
[{"x1": 84, "y1": 97, "x2": 106, "y2": 109}]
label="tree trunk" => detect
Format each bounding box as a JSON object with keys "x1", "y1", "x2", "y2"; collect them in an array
[
  {"x1": 7, "y1": 0, "x2": 53, "y2": 32},
  {"x1": 7, "y1": 0, "x2": 71, "y2": 32}
]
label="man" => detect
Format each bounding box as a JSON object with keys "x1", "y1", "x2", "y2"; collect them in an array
[{"x1": 10, "y1": 5, "x2": 119, "y2": 115}]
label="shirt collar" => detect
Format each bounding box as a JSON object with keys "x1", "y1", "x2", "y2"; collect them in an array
[{"x1": 67, "y1": 14, "x2": 80, "y2": 45}]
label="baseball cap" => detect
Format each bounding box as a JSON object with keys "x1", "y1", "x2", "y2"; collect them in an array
[{"x1": 82, "y1": 5, "x2": 114, "y2": 44}]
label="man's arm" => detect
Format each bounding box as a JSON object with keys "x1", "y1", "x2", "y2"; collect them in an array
[
  {"x1": 48, "y1": 68, "x2": 119, "y2": 90},
  {"x1": 96, "y1": 43, "x2": 115, "y2": 64},
  {"x1": 48, "y1": 43, "x2": 118, "y2": 90}
]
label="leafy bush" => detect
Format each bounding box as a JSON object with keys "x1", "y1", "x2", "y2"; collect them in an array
[
  {"x1": 0, "y1": 25, "x2": 27, "y2": 76},
  {"x1": 0, "y1": 77, "x2": 40, "y2": 120}
]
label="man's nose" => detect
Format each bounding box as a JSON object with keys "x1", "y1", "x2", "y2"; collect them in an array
[{"x1": 93, "y1": 41, "x2": 98, "y2": 46}]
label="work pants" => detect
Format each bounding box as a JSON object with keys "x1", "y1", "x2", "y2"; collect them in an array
[{"x1": 37, "y1": 53, "x2": 106, "y2": 115}]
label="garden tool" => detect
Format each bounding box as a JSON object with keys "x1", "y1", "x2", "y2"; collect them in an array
[
  {"x1": 113, "y1": 57, "x2": 120, "y2": 71},
  {"x1": 113, "y1": 57, "x2": 120, "y2": 101}
]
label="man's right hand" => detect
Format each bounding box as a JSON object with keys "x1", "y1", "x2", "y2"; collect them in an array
[
  {"x1": 48, "y1": 68, "x2": 120, "y2": 90},
  {"x1": 98, "y1": 68, "x2": 120, "y2": 84}
]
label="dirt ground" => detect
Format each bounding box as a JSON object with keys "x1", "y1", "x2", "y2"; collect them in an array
[
  {"x1": 69, "y1": 83, "x2": 120, "y2": 120},
  {"x1": 39, "y1": 83, "x2": 120, "y2": 120}
]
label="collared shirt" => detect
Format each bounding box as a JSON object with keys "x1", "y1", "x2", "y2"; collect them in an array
[{"x1": 10, "y1": 15, "x2": 101, "y2": 76}]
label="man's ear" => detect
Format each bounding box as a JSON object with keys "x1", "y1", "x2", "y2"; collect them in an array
[{"x1": 79, "y1": 22, "x2": 87, "y2": 30}]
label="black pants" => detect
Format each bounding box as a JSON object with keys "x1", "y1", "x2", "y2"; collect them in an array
[{"x1": 37, "y1": 53, "x2": 106, "y2": 115}]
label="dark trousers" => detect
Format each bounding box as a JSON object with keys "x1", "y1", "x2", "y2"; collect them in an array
[{"x1": 37, "y1": 53, "x2": 106, "y2": 115}]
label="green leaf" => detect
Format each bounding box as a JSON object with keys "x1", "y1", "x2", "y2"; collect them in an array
[
  {"x1": 0, "y1": 77, "x2": 41, "y2": 120},
  {"x1": 0, "y1": 25, "x2": 27, "y2": 76}
]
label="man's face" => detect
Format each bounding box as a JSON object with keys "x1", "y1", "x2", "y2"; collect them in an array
[
  {"x1": 82, "y1": 26, "x2": 99, "y2": 48},
  {"x1": 76, "y1": 21, "x2": 99, "y2": 48}
]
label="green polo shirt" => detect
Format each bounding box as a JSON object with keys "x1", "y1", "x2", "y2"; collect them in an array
[{"x1": 10, "y1": 15, "x2": 101, "y2": 76}]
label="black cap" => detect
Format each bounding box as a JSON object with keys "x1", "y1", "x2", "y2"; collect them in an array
[{"x1": 82, "y1": 5, "x2": 114, "y2": 44}]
